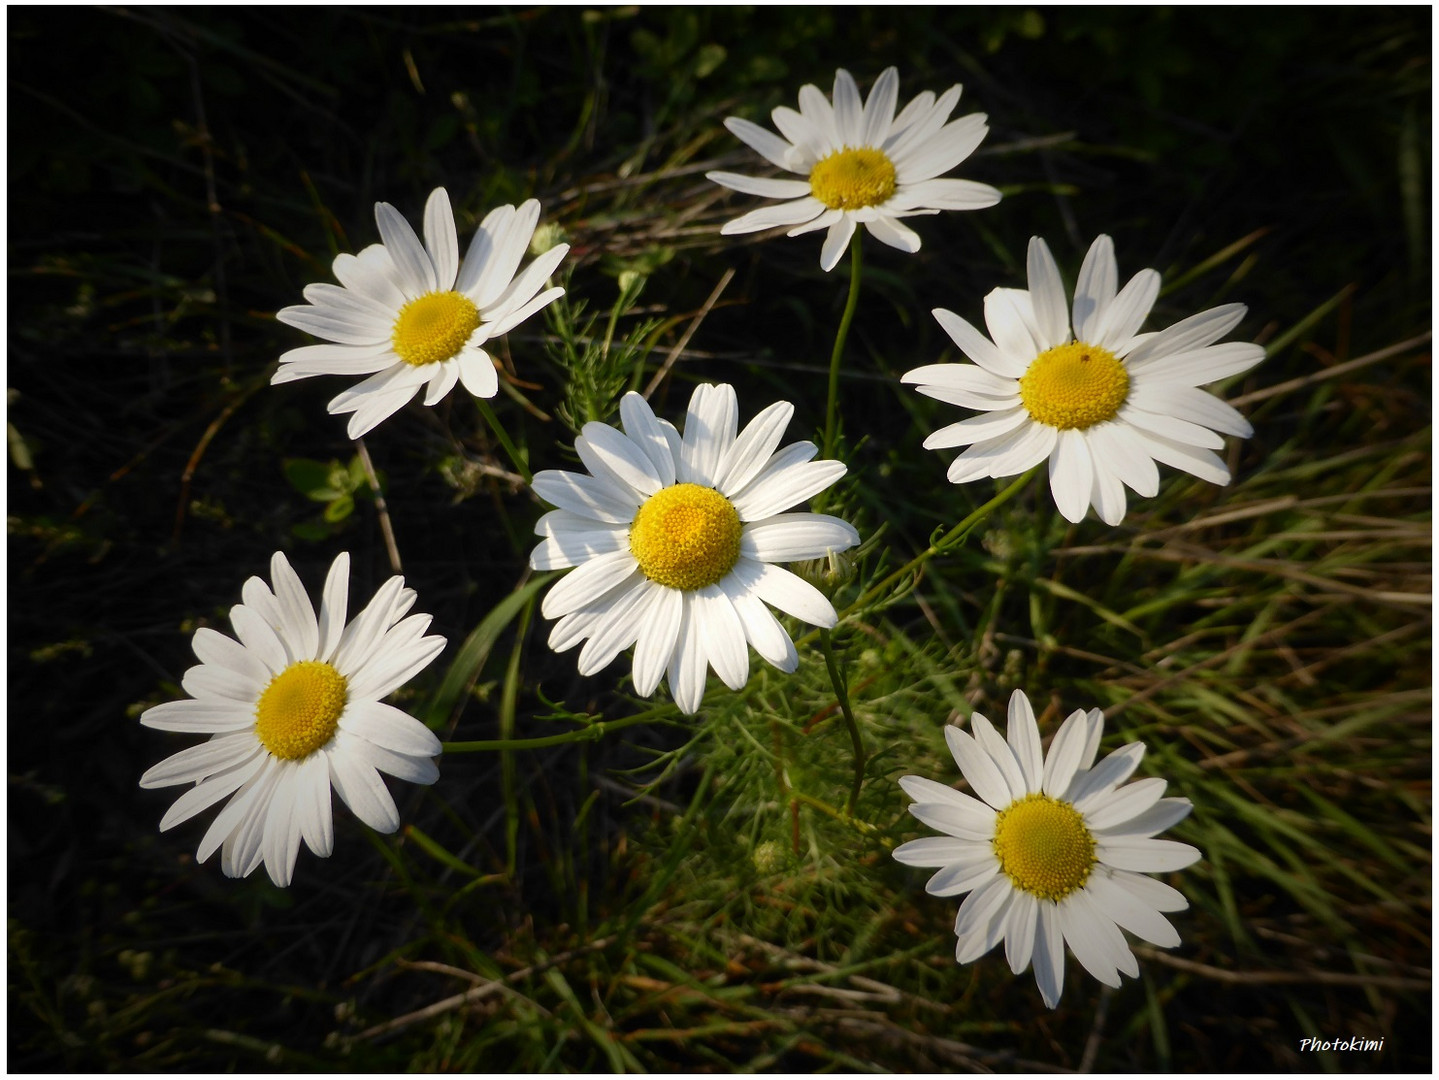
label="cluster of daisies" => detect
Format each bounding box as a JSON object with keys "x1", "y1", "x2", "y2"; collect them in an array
[{"x1": 141, "y1": 66, "x2": 1264, "y2": 1008}]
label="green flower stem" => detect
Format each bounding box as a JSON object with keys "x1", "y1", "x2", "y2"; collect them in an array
[
  {"x1": 474, "y1": 394, "x2": 532, "y2": 486},
  {"x1": 834, "y1": 464, "x2": 1041, "y2": 626},
  {"x1": 442, "y1": 705, "x2": 675, "y2": 754},
  {"x1": 821, "y1": 230, "x2": 864, "y2": 463},
  {"x1": 821, "y1": 628, "x2": 866, "y2": 816}
]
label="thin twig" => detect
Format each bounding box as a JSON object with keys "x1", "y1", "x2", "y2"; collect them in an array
[
  {"x1": 351, "y1": 938, "x2": 613, "y2": 1042},
  {"x1": 354, "y1": 438, "x2": 401, "y2": 575},
  {"x1": 642, "y1": 268, "x2": 734, "y2": 399},
  {"x1": 1227, "y1": 331, "x2": 1430, "y2": 407},
  {"x1": 1134, "y1": 947, "x2": 1431, "y2": 991}
]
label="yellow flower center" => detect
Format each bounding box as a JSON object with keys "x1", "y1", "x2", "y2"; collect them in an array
[
  {"x1": 629, "y1": 483, "x2": 743, "y2": 592},
  {"x1": 391, "y1": 290, "x2": 481, "y2": 367},
  {"x1": 992, "y1": 793, "x2": 1096, "y2": 902},
  {"x1": 1018, "y1": 342, "x2": 1130, "y2": 430},
  {"x1": 809, "y1": 147, "x2": 898, "y2": 210},
  {"x1": 254, "y1": 660, "x2": 348, "y2": 761}
]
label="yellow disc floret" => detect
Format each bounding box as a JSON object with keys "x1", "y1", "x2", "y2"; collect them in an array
[
  {"x1": 391, "y1": 290, "x2": 481, "y2": 367},
  {"x1": 992, "y1": 792, "x2": 1096, "y2": 901},
  {"x1": 254, "y1": 660, "x2": 348, "y2": 760},
  {"x1": 809, "y1": 147, "x2": 898, "y2": 210},
  {"x1": 1018, "y1": 342, "x2": 1130, "y2": 430},
  {"x1": 629, "y1": 483, "x2": 743, "y2": 592}
]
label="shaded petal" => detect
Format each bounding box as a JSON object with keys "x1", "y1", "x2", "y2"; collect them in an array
[
  {"x1": 1092, "y1": 268, "x2": 1160, "y2": 350},
  {"x1": 540, "y1": 550, "x2": 640, "y2": 620},
  {"x1": 728, "y1": 557, "x2": 836, "y2": 628},
  {"x1": 693, "y1": 584, "x2": 749, "y2": 691},
  {"x1": 577, "y1": 422, "x2": 664, "y2": 499},
  {"x1": 1006, "y1": 690, "x2": 1044, "y2": 792},
  {"x1": 730, "y1": 456, "x2": 845, "y2": 522},
  {"x1": 1048, "y1": 428, "x2": 1094, "y2": 523},
  {"x1": 374, "y1": 199, "x2": 437, "y2": 295},
  {"x1": 140, "y1": 733, "x2": 262, "y2": 789},
  {"x1": 984, "y1": 288, "x2": 1046, "y2": 363},
  {"x1": 1124, "y1": 303, "x2": 1249, "y2": 366},
  {"x1": 932, "y1": 308, "x2": 1029, "y2": 378},
  {"x1": 706, "y1": 171, "x2": 812, "y2": 199},
  {"x1": 340, "y1": 699, "x2": 442, "y2": 758},
  {"x1": 1026, "y1": 237, "x2": 1071, "y2": 349},
  {"x1": 723, "y1": 116, "x2": 803, "y2": 172},
  {"x1": 327, "y1": 745, "x2": 400, "y2": 834},
  {"x1": 943, "y1": 723, "x2": 1012, "y2": 810},
  {"x1": 740, "y1": 512, "x2": 859, "y2": 563},
  {"x1": 140, "y1": 699, "x2": 255, "y2": 734},
  {"x1": 620, "y1": 392, "x2": 678, "y2": 489},
  {"x1": 1004, "y1": 890, "x2": 1040, "y2": 975},
  {"x1": 893, "y1": 835, "x2": 989, "y2": 867},
  {"x1": 531, "y1": 468, "x2": 640, "y2": 524},
  {"x1": 926, "y1": 857, "x2": 1000, "y2": 898},
  {"x1": 666, "y1": 595, "x2": 707, "y2": 714},
  {"x1": 716, "y1": 401, "x2": 794, "y2": 496},
  {"x1": 680, "y1": 383, "x2": 738, "y2": 488},
  {"x1": 863, "y1": 214, "x2": 922, "y2": 254},
  {"x1": 632, "y1": 583, "x2": 682, "y2": 696},
  {"x1": 720, "y1": 197, "x2": 826, "y2": 235},
  {"x1": 819, "y1": 215, "x2": 857, "y2": 272},
  {"x1": 422, "y1": 187, "x2": 459, "y2": 291},
  {"x1": 157, "y1": 754, "x2": 265, "y2": 832},
  {"x1": 720, "y1": 575, "x2": 797, "y2": 673},
  {"x1": 1085, "y1": 873, "x2": 1182, "y2": 948},
  {"x1": 1127, "y1": 383, "x2": 1253, "y2": 438},
  {"x1": 1032, "y1": 901, "x2": 1066, "y2": 1008},
  {"x1": 1096, "y1": 837, "x2": 1203, "y2": 873},
  {"x1": 1072, "y1": 235, "x2": 1118, "y2": 343}
]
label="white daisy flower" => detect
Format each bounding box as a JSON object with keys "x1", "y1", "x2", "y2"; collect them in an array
[
  {"x1": 902, "y1": 234, "x2": 1266, "y2": 525},
  {"x1": 528, "y1": 383, "x2": 861, "y2": 714},
  {"x1": 895, "y1": 689, "x2": 1201, "y2": 1008},
  {"x1": 275, "y1": 187, "x2": 570, "y2": 439},
  {"x1": 139, "y1": 552, "x2": 446, "y2": 887},
  {"x1": 707, "y1": 66, "x2": 1001, "y2": 272}
]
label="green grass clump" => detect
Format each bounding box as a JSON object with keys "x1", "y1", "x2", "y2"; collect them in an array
[{"x1": 9, "y1": 6, "x2": 1429, "y2": 1072}]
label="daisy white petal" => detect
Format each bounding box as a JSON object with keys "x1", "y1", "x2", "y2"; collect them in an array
[
  {"x1": 716, "y1": 400, "x2": 794, "y2": 496},
  {"x1": 705, "y1": 172, "x2": 813, "y2": 199},
  {"x1": 928, "y1": 858, "x2": 1001, "y2": 898},
  {"x1": 1096, "y1": 798, "x2": 1194, "y2": 840},
  {"x1": 1124, "y1": 303, "x2": 1249, "y2": 365},
  {"x1": 158, "y1": 755, "x2": 266, "y2": 832},
  {"x1": 896, "y1": 688, "x2": 1200, "y2": 1006},
  {"x1": 722, "y1": 116, "x2": 803, "y2": 171},
  {"x1": 530, "y1": 385, "x2": 856, "y2": 713},
  {"x1": 898, "y1": 114, "x2": 991, "y2": 184},
  {"x1": 275, "y1": 188, "x2": 565, "y2": 433},
  {"x1": 712, "y1": 68, "x2": 995, "y2": 269},
  {"x1": 620, "y1": 392, "x2": 678, "y2": 489},
  {"x1": 719, "y1": 198, "x2": 827, "y2": 235},
  {"x1": 909, "y1": 235, "x2": 1264, "y2": 522},
  {"x1": 422, "y1": 360, "x2": 461, "y2": 407},
  {"x1": 740, "y1": 513, "x2": 860, "y2": 563},
  {"x1": 862, "y1": 214, "x2": 922, "y2": 254},
  {"x1": 932, "y1": 308, "x2": 1029, "y2": 378},
  {"x1": 893, "y1": 835, "x2": 988, "y2": 868},
  {"x1": 138, "y1": 552, "x2": 444, "y2": 885},
  {"x1": 1071, "y1": 235, "x2": 1118, "y2": 343},
  {"x1": 730, "y1": 456, "x2": 845, "y2": 522},
  {"x1": 422, "y1": 186, "x2": 460, "y2": 290},
  {"x1": 633, "y1": 584, "x2": 683, "y2": 696},
  {"x1": 820, "y1": 216, "x2": 858, "y2": 271},
  {"x1": 1128, "y1": 383, "x2": 1253, "y2": 438},
  {"x1": 181, "y1": 663, "x2": 262, "y2": 703}
]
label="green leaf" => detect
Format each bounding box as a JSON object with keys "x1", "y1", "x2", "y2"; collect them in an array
[{"x1": 423, "y1": 573, "x2": 556, "y2": 729}]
